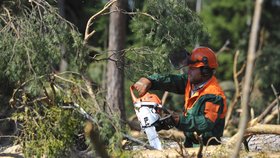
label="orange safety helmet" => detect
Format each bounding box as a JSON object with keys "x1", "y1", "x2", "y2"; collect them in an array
[{"x1": 189, "y1": 47, "x2": 218, "y2": 69}]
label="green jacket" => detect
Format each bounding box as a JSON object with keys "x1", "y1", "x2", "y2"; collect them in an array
[{"x1": 147, "y1": 73, "x2": 227, "y2": 145}]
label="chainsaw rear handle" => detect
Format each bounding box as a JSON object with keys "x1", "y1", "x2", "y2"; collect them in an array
[
  {"x1": 130, "y1": 85, "x2": 171, "y2": 115},
  {"x1": 130, "y1": 86, "x2": 162, "y2": 104}
]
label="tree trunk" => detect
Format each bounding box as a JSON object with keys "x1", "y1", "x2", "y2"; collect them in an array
[
  {"x1": 106, "y1": 0, "x2": 127, "y2": 122},
  {"x1": 57, "y1": 0, "x2": 67, "y2": 72},
  {"x1": 196, "y1": 0, "x2": 202, "y2": 13},
  {"x1": 58, "y1": 0, "x2": 82, "y2": 72}
]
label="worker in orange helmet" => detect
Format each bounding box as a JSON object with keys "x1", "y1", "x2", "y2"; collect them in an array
[{"x1": 133, "y1": 47, "x2": 227, "y2": 147}]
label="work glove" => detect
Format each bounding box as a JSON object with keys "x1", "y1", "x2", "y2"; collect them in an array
[
  {"x1": 153, "y1": 112, "x2": 180, "y2": 131},
  {"x1": 133, "y1": 77, "x2": 152, "y2": 97}
]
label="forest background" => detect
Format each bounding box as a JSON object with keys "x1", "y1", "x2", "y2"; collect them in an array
[{"x1": 0, "y1": 0, "x2": 279, "y2": 157}]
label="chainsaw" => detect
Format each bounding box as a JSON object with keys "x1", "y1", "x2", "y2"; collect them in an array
[{"x1": 130, "y1": 86, "x2": 175, "y2": 150}]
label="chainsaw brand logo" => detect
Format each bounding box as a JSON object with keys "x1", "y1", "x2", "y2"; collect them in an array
[{"x1": 144, "y1": 117, "x2": 149, "y2": 126}]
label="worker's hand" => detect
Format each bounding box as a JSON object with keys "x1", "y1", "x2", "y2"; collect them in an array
[
  {"x1": 153, "y1": 112, "x2": 180, "y2": 131},
  {"x1": 133, "y1": 77, "x2": 152, "y2": 97},
  {"x1": 153, "y1": 115, "x2": 174, "y2": 131},
  {"x1": 162, "y1": 108, "x2": 180, "y2": 126},
  {"x1": 171, "y1": 112, "x2": 180, "y2": 127}
]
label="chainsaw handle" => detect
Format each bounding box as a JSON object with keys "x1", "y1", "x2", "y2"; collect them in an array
[
  {"x1": 159, "y1": 106, "x2": 171, "y2": 115},
  {"x1": 130, "y1": 86, "x2": 138, "y2": 103}
]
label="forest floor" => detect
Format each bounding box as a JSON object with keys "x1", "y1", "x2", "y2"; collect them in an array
[
  {"x1": 126, "y1": 130, "x2": 280, "y2": 158},
  {"x1": 1, "y1": 130, "x2": 280, "y2": 158},
  {"x1": 1, "y1": 143, "x2": 280, "y2": 158}
]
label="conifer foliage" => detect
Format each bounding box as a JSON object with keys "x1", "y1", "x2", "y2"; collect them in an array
[
  {"x1": 126, "y1": 0, "x2": 208, "y2": 80},
  {"x1": 0, "y1": 1, "x2": 122, "y2": 157},
  {"x1": 0, "y1": 0, "x2": 85, "y2": 82}
]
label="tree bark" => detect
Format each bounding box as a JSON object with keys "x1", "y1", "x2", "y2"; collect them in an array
[
  {"x1": 196, "y1": 0, "x2": 202, "y2": 13},
  {"x1": 231, "y1": 0, "x2": 264, "y2": 157},
  {"x1": 106, "y1": 0, "x2": 127, "y2": 122}
]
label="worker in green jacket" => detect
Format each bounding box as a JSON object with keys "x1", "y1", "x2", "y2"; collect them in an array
[{"x1": 133, "y1": 47, "x2": 227, "y2": 147}]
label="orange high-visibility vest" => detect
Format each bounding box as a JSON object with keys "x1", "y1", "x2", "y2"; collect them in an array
[{"x1": 184, "y1": 76, "x2": 227, "y2": 122}]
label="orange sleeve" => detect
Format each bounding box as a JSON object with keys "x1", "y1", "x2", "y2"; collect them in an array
[{"x1": 204, "y1": 102, "x2": 220, "y2": 122}]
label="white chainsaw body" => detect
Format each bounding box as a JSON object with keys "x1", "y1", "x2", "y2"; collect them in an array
[{"x1": 134, "y1": 102, "x2": 162, "y2": 150}]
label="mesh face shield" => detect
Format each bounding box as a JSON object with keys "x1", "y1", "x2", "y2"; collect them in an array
[{"x1": 168, "y1": 50, "x2": 191, "y2": 70}]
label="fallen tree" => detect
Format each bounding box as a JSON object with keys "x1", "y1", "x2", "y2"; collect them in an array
[{"x1": 125, "y1": 123, "x2": 280, "y2": 158}]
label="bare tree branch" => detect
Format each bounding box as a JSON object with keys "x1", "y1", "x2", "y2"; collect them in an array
[
  {"x1": 263, "y1": 107, "x2": 280, "y2": 124},
  {"x1": 271, "y1": 84, "x2": 280, "y2": 124},
  {"x1": 161, "y1": 91, "x2": 169, "y2": 106},
  {"x1": 216, "y1": 39, "x2": 230, "y2": 56},
  {"x1": 225, "y1": 50, "x2": 242, "y2": 127},
  {"x1": 102, "y1": 8, "x2": 159, "y2": 23},
  {"x1": 52, "y1": 74, "x2": 88, "y2": 93},
  {"x1": 83, "y1": 76, "x2": 102, "y2": 112},
  {"x1": 83, "y1": 0, "x2": 159, "y2": 43},
  {"x1": 84, "y1": 0, "x2": 117, "y2": 43},
  {"x1": 231, "y1": 0, "x2": 264, "y2": 157},
  {"x1": 249, "y1": 95, "x2": 280, "y2": 126}
]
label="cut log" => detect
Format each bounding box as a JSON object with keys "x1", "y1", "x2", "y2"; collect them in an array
[
  {"x1": 225, "y1": 124, "x2": 280, "y2": 154},
  {"x1": 246, "y1": 134, "x2": 280, "y2": 152},
  {"x1": 246, "y1": 124, "x2": 280, "y2": 135}
]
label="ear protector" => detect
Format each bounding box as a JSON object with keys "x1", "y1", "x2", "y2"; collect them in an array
[{"x1": 200, "y1": 56, "x2": 213, "y2": 77}]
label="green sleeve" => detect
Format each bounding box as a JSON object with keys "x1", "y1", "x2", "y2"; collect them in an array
[
  {"x1": 147, "y1": 73, "x2": 188, "y2": 94},
  {"x1": 177, "y1": 114, "x2": 215, "y2": 132}
]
